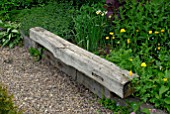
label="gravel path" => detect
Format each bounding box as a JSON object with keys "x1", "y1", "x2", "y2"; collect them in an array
[{"x1": 0, "y1": 47, "x2": 112, "y2": 114}]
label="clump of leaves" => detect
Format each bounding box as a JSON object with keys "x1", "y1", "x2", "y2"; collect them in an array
[
  {"x1": 29, "y1": 47, "x2": 43, "y2": 61},
  {"x1": 73, "y1": 3, "x2": 107, "y2": 52},
  {"x1": 0, "y1": 83, "x2": 22, "y2": 114},
  {"x1": 0, "y1": 20, "x2": 22, "y2": 48},
  {"x1": 99, "y1": 97, "x2": 151, "y2": 114}
]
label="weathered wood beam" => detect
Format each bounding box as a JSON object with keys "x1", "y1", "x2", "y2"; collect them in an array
[{"x1": 29, "y1": 27, "x2": 137, "y2": 98}]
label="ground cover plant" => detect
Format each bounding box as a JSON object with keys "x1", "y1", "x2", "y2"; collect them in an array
[
  {"x1": 0, "y1": 0, "x2": 57, "y2": 21},
  {"x1": 13, "y1": 1, "x2": 75, "y2": 40}
]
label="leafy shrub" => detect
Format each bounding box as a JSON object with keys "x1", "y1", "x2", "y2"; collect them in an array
[
  {"x1": 0, "y1": 0, "x2": 19, "y2": 20},
  {"x1": 0, "y1": 0, "x2": 57, "y2": 21},
  {"x1": 72, "y1": 0, "x2": 105, "y2": 8},
  {"x1": 0, "y1": 20, "x2": 21, "y2": 48},
  {"x1": 14, "y1": 1, "x2": 75, "y2": 40},
  {"x1": 29, "y1": 47, "x2": 43, "y2": 61},
  {"x1": 0, "y1": 83, "x2": 22, "y2": 114},
  {"x1": 100, "y1": 0, "x2": 170, "y2": 112}
]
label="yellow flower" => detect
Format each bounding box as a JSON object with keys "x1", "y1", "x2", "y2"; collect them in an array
[
  {"x1": 161, "y1": 29, "x2": 165, "y2": 33},
  {"x1": 129, "y1": 70, "x2": 133, "y2": 76},
  {"x1": 141, "y1": 62, "x2": 147, "y2": 67},
  {"x1": 112, "y1": 36, "x2": 115, "y2": 39},
  {"x1": 157, "y1": 46, "x2": 161, "y2": 50},
  {"x1": 120, "y1": 28, "x2": 126, "y2": 33},
  {"x1": 109, "y1": 32, "x2": 114, "y2": 35},
  {"x1": 105, "y1": 36, "x2": 109, "y2": 40},
  {"x1": 163, "y1": 78, "x2": 168, "y2": 82},
  {"x1": 155, "y1": 31, "x2": 159, "y2": 34},
  {"x1": 127, "y1": 39, "x2": 130, "y2": 44},
  {"x1": 129, "y1": 58, "x2": 133, "y2": 62},
  {"x1": 149, "y1": 30, "x2": 152, "y2": 34},
  {"x1": 136, "y1": 29, "x2": 139, "y2": 32}
]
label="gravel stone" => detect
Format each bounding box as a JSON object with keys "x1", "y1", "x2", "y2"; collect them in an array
[{"x1": 0, "y1": 47, "x2": 112, "y2": 114}]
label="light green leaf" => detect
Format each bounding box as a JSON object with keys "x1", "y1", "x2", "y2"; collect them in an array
[
  {"x1": 155, "y1": 93, "x2": 159, "y2": 99},
  {"x1": 11, "y1": 29, "x2": 19, "y2": 33},
  {"x1": 7, "y1": 28, "x2": 11, "y2": 33},
  {"x1": 164, "y1": 97, "x2": 170, "y2": 104},
  {"x1": 141, "y1": 108, "x2": 150, "y2": 114},
  {"x1": 159, "y1": 85, "x2": 169, "y2": 98}
]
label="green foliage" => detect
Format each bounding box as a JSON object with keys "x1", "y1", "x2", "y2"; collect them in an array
[
  {"x1": 0, "y1": 0, "x2": 19, "y2": 20},
  {"x1": 0, "y1": 20, "x2": 22, "y2": 48},
  {"x1": 14, "y1": 1, "x2": 75, "y2": 40},
  {"x1": 0, "y1": 83, "x2": 22, "y2": 114},
  {"x1": 1, "y1": 0, "x2": 169, "y2": 112},
  {"x1": 29, "y1": 47, "x2": 43, "y2": 61},
  {"x1": 103, "y1": 48, "x2": 170, "y2": 112},
  {"x1": 99, "y1": 97, "x2": 151, "y2": 114},
  {"x1": 105, "y1": 49, "x2": 133, "y2": 71},
  {"x1": 72, "y1": 0, "x2": 105, "y2": 8},
  {"x1": 110, "y1": 0, "x2": 170, "y2": 52},
  {"x1": 100, "y1": 0, "x2": 170, "y2": 112},
  {"x1": 73, "y1": 3, "x2": 107, "y2": 51},
  {"x1": 0, "y1": 0, "x2": 57, "y2": 20}
]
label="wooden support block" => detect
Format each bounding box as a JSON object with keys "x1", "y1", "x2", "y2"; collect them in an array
[
  {"x1": 76, "y1": 71, "x2": 114, "y2": 99},
  {"x1": 29, "y1": 27, "x2": 138, "y2": 98},
  {"x1": 20, "y1": 30, "x2": 38, "y2": 49},
  {"x1": 43, "y1": 50, "x2": 77, "y2": 80}
]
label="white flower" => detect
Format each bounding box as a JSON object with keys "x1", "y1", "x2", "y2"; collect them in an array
[
  {"x1": 101, "y1": 13, "x2": 104, "y2": 16},
  {"x1": 96, "y1": 10, "x2": 101, "y2": 15}
]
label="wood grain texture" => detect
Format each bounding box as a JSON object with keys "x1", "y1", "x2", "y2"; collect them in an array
[{"x1": 29, "y1": 27, "x2": 138, "y2": 98}]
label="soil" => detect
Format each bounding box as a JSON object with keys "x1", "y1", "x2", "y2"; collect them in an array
[{"x1": 0, "y1": 47, "x2": 112, "y2": 114}]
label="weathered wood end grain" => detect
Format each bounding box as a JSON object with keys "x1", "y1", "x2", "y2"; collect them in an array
[{"x1": 29, "y1": 27, "x2": 138, "y2": 98}]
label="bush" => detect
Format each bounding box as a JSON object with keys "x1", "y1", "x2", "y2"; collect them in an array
[
  {"x1": 101, "y1": 0, "x2": 170, "y2": 112},
  {"x1": 14, "y1": 1, "x2": 75, "y2": 40},
  {"x1": 0, "y1": 20, "x2": 21, "y2": 48},
  {"x1": 0, "y1": 0, "x2": 57, "y2": 21},
  {"x1": 72, "y1": 0, "x2": 105, "y2": 8},
  {"x1": 0, "y1": 83, "x2": 22, "y2": 114}
]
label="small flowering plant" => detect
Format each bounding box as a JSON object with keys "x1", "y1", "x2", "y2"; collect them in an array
[
  {"x1": 100, "y1": 0, "x2": 170, "y2": 112},
  {"x1": 73, "y1": 0, "x2": 170, "y2": 112}
]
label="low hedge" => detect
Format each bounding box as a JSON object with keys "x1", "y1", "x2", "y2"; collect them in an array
[{"x1": 13, "y1": 1, "x2": 75, "y2": 40}]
